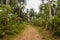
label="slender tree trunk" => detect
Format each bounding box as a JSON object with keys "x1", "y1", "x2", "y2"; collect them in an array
[
  {"x1": 6, "y1": 0, "x2": 10, "y2": 5},
  {"x1": 42, "y1": 0, "x2": 44, "y2": 3},
  {"x1": 48, "y1": 0, "x2": 52, "y2": 31},
  {"x1": 5, "y1": 0, "x2": 10, "y2": 18},
  {"x1": 41, "y1": 0, "x2": 44, "y2": 14}
]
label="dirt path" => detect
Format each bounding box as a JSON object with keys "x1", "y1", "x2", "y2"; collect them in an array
[{"x1": 14, "y1": 25, "x2": 42, "y2": 40}]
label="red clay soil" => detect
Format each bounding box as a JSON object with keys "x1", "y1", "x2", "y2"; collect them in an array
[{"x1": 14, "y1": 25, "x2": 42, "y2": 40}]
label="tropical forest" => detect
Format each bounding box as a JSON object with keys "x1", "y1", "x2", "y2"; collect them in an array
[{"x1": 0, "y1": 0, "x2": 60, "y2": 40}]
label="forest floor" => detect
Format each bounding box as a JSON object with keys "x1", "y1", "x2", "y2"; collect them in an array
[{"x1": 13, "y1": 25, "x2": 42, "y2": 40}]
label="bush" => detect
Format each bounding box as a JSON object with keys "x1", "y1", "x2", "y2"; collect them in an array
[
  {"x1": 33, "y1": 17, "x2": 48, "y2": 27},
  {"x1": 0, "y1": 4, "x2": 26, "y2": 39},
  {"x1": 52, "y1": 16, "x2": 60, "y2": 36}
]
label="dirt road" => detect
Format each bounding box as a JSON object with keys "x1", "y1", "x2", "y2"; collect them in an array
[{"x1": 14, "y1": 25, "x2": 42, "y2": 40}]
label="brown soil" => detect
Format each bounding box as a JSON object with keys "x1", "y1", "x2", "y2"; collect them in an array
[{"x1": 14, "y1": 25, "x2": 42, "y2": 40}]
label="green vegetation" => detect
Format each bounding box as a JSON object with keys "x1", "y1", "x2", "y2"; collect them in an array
[
  {"x1": 31, "y1": 0, "x2": 60, "y2": 40},
  {"x1": 0, "y1": 4, "x2": 26, "y2": 40},
  {"x1": 0, "y1": 0, "x2": 60, "y2": 40}
]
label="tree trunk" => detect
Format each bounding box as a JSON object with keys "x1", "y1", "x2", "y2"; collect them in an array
[
  {"x1": 6, "y1": 0, "x2": 9, "y2": 18},
  {"x1": 41, "y1": 0, "x2": 44, "y2": 3},
  {"x1": 48, "y1": 0, "x2": 52, "y2": 31},
  {"x1": 6, "y1": 0, "x2": 10, "y2": 5}
]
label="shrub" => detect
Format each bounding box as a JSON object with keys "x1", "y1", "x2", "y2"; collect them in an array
[
  {"x1": 33, "y1": 17, "x2": 48, "y2": 27},
  {"x1": 52, "y1": 16, "x2": 60, "y2": 36},
  {"x1": 0, "y1": 4, "x2": 26, "y2": 39}
]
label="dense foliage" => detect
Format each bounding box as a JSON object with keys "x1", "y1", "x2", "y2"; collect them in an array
[
  {"x1": 0, "y1": 0, "x2": 60, "y2": 40},
  {"x1": 0, "y1": 4, "x2": 26, "y2": 40},
  {"x1": 52, "y1": 16, "x2": 60, "y2": 36},
  {"x1": 30, "y1": 0, "x2": 60, "y2": 37}
]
